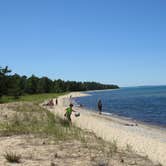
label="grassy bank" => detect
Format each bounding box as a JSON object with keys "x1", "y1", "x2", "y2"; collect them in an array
[
  {"x1": 0, "y1": 102, "x2": 85, "y2": 141},
  {"x1": 0, "y1": 92, "x2": 67, "y2": 104}
]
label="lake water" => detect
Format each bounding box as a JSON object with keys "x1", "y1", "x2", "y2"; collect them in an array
[{"x1": 75, "y1": 86, "x2": 166, "y2": 128}]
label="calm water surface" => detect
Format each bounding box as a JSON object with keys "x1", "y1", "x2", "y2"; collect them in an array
[{"x1": 75, "y1": 86, "x2": 166, "y2": 127}]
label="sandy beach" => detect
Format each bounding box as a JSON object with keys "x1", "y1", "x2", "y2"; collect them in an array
[{"x1": 50, "y1": 92, "x2": 166, "y2": 166}]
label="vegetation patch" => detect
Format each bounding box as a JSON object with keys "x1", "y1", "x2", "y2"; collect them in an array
[
  {"x1": 0, "y1": 93, "x2": 67, "y2": 104},
  {"x1": 0, "y1": 102, "x2": 86, "y2": 142},
  {"x1": 4, "y1": 151, "x2": 21, "y2": 163},
  {"x1": 0, "y1": 66, "x2": 119, "y2": 103}
]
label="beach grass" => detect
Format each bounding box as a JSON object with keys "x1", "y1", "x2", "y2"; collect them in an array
[
  {"x1": 0, "y1": 102, "x2": 86, "y2": 142},
  {"x1": 0, "y1": 92, "x2": 67, "y2": 104},
  {"x1": 4, "y1": 151, "x2": 21, "y2": 163}
]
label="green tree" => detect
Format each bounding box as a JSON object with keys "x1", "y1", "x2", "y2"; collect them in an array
[
  {"x1": 37, "y1": 77, "x2": 53, "y2": 93},
  {"x1": 0, "y1": 66, "x2": 119, "y2": 98},
  {"x1": 8, "y1": 74, "x2": 22, "y2": 99},
  {"x1": 53, "y1": 79, "x2": 66, "y2": 93},
  {"x1": 0, "y1": 66, "x2": 12, "y2": 98},
  {"x1": 26, "y1": 75, "x2": 39, "y2": 94},
  {"x1": 19, "y1": 76, "x2": 27, "y2": 93}
]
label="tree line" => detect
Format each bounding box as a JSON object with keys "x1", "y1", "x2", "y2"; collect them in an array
[{"x1": 0, "y1": 66, "x2": 119, "y2": 99}]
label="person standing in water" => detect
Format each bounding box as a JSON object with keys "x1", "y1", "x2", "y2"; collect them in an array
[{"x1": 97, "y1": 99, "x2": 102, "y2": 114}]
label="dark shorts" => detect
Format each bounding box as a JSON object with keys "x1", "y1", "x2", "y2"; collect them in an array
[
  {"x1": 98, "y1": 106, "x2": 102, "y2": 111},
  {"x1": 66, "y1": 114, "x2": 71, "y2": 122}
]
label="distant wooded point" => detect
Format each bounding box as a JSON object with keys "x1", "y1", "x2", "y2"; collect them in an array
[{"x1": 0, "y1": 66, "x2": 119, "y2": 99}]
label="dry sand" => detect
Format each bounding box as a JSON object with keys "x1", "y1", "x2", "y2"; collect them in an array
[{"x1": 50, "y1": 92, "x2": 166, "y2": 166}]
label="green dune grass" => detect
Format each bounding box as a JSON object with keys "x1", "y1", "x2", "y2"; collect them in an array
[{"x1": 0, "y1": 92, "x2": 68, "y2": 104}]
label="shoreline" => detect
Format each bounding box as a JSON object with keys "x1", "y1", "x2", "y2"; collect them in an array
[
  {"x1": 73, "y1": 90, "x2": 166, "y2": 130},
  {"x1": 61, "y1": 91, "x2": 166, "y2": 135},
  {"x1": 81, "y1": 88, "x2": 120, "y2": 93},
  {"x1": 50, "y1": 92, "x2": 166, "y2": 165},
  {"x1": 80, "y1": 107, "x2": 166, "y2": 132}
]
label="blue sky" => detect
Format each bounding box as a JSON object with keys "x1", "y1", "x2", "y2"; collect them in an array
[{"x1": 0, "y1": 0, "x2": 166, "y2": 87}]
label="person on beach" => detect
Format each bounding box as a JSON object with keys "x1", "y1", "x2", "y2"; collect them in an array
[
  {"x1": 64, "y1": 103, "x2": 76, "y2": 124},
  {"x1": 55, "y1": 98, "x2": 58, "y2": 105},
  {"x1": 50, "y1": 99, "x2": 54, "y2": 106},
  {"x1": 69, "y1": 95, "x2": 72, "y2": 103},
  {"x1": 97, "y1": 99, "x2": 102, "y2": 114},
  {"x1": 46, "y1": 99, "x2": 54, "y2": 106}
]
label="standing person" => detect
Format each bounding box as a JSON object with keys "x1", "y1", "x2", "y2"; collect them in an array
[
  {"x1": 64, "y1": 103, "x2": 75, "y2": 124},
  {"x1": 69, "y1": 95, "x2": 72, "y2": 105},
  {"x1": 55, "y1": 98, "x2": 58, "y2": 105},
  {"x1": 69, "y1": 95, "x2": 73, "y2": 103},
  {"x1": 97, "y1": 99, "x2": 102, "y2": 114}
]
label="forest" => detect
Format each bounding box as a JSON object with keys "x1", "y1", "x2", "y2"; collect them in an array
[{"x1": 0, "y1": 66, "x2": 119, "y2": 99}]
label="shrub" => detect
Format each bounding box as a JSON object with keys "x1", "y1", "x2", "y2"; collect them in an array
[{"x1": 4, "y1": 151, "x2": 21, "y2": 163}]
